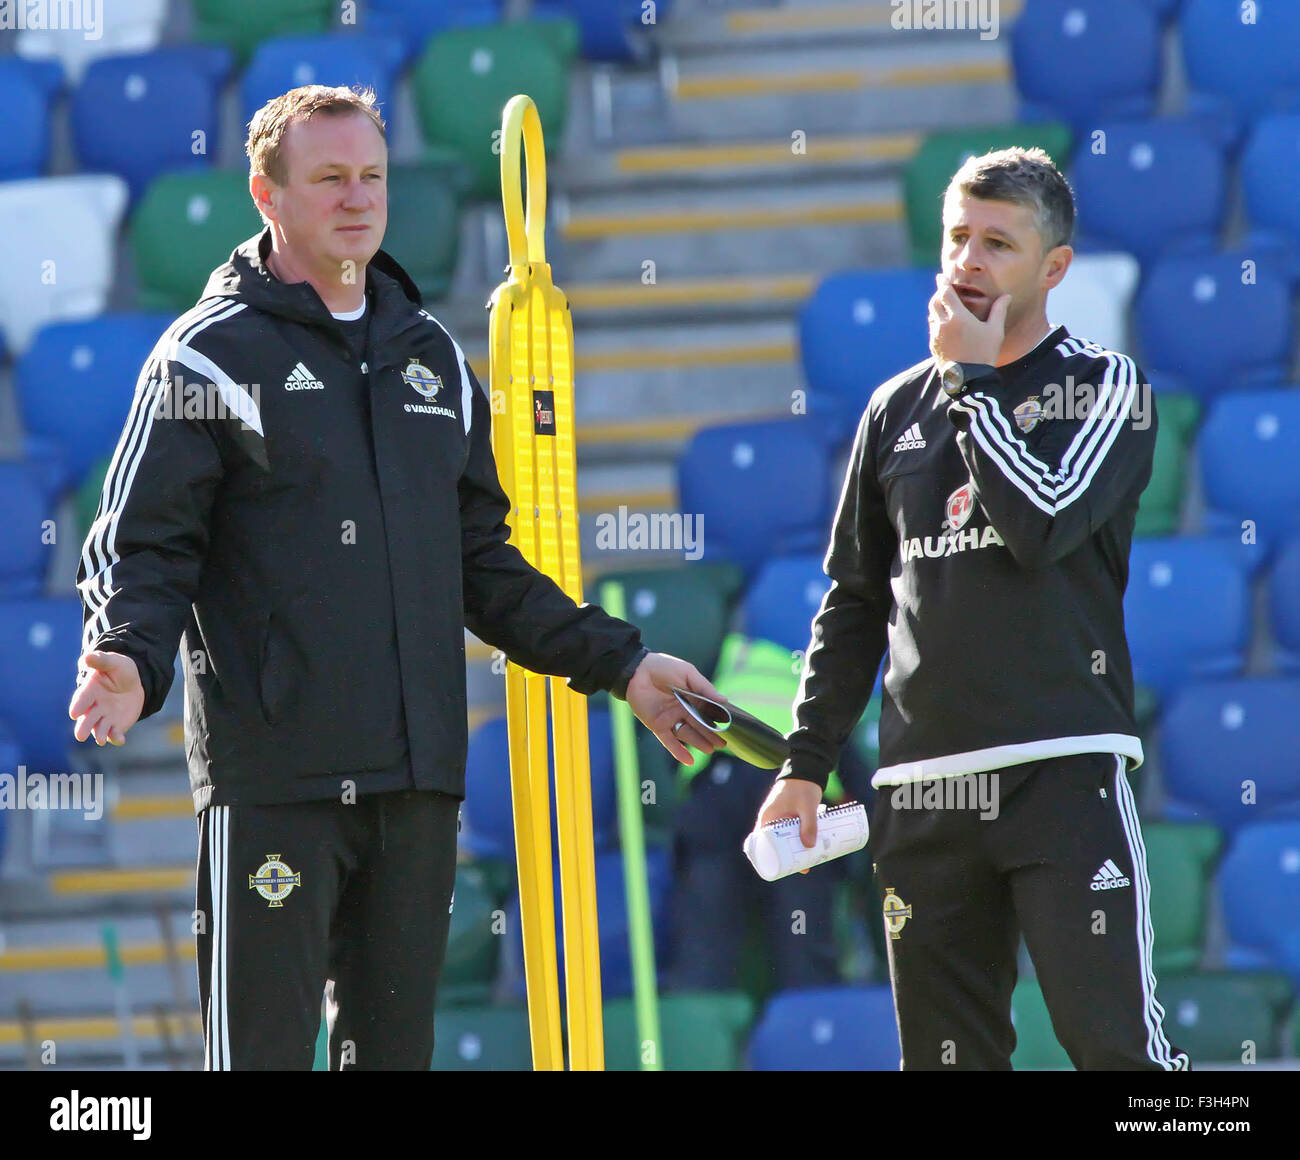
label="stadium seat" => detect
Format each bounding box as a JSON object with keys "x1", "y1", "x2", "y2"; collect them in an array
[
  {"x1": 1123, "y1": 538, "x2": 1251, "y2": 700},
  {"x1": 16, "y1": 314, "x2": 171, "y2": 489},
  {"x1": 742, "y1": 554, "x2": 829, "y2": 655},
  {"x1": 14, "y1": 0, "x2": 168, "y2": 85},
  {"x1": 902, "y1": 122, "x2": 1073, "y2": 266},
  {"x1": 1241, "y1": 113, "x2": 1300, "y2": 252},
  {"x1": 239, "y1": 33, "x2": 407, "y2": 131},
  {"x1": 1161, "y1": 678, "x2": 1300, "y2": 832},
  {"x1": 191, "y1": 0, "x2": 335, "y2": 65},
  {"x1": 437, "y1": 862, "x2": 500, "y2": 1006},
  {"x1": 412, "y1": 22, "x2": 573, "y2": 198},
  {"x1": 0, "y1": 464, "x2": 56, "y2": 598},
  {"x1": 1010, "y1": 978, "x2": 1072, "y2": 1069},
  {"x1": 677, "y1": 418, "x2": 833, "y2": 579},
  {"x1": 429, "y1": 1005, "x2": 534, "y2": 1069},
  {"x1": 382, "y1": 162, "x2": 464, "y2": 302},
  {"x1": 1180, "y1": 0, "x2": 1300, "y2": 131},
  {"x1": 798, "y1": 267, "x2": 934, "y2": 418},
  {"x1": 501, "y1": 847, "x2": 672, "y2": 1003},
  {"x1": 748, "y1": 986, "x2": 901, "y2": 1070},
  {"x1": 1270, "y1": 535, "x2": 1300, "y2": 673},
  {"x1": 1139, "y1": 0, "x2": 1183, "y2": 18},
  {"x1": 1216, "y1": 822, "x2": 1300, "y2": 986},
  {"x1": 0, "y1": 175, "x2": 128, "y2": 356},
  {"x1": 130, "y1": 170, "x2": 266, "y2": 313},
  {"x1": 1010, "y1": 1, "x2": 1161, "y2": 129},
  {"x1": 1044, "y1": 252, "x2": 1139, "y2": 360},
  {"x1": 1142, "y1": 822, "x2": 1222, "y2": 973},
  {"x1": 1134, "y1": 251, "x2": 1293, "y2": 403},
  {"x1": 461, "y1": 711, "x2": 619, "y2": 861},
  {"x1": 1134, "y1": 391, "x2": 1200, "y2": 537},
  {"x1": 71, "y1": 47, "x2": 234, "y2": 201},
  {"x1": 0, "y1": 599, "x2": 84, "y2": 771},
  {"x1": 533, "y1": 0, "x2": 664, "y2": 61},
  {"x1": 0, "y1": 58, "x2": 62, "y2": 180},
  {"x1": 1069, "y1": 118, "x2": 1227, "y2": 266},
  {"x1": 1158, "y1": 971, "x2": 1293, "y2": 1063},
  {"x1": 603, "y1": 990, "x2": 753, "y2": 1070},
  {"x1": 364, "y1": 0, "x2": 503, "y2": 56},
  {"x1": 1198, "y1": 388, "x2": 1300, "y2": 553},
  {"x1": 0, "y1": 720, "x2": 19, "y2": 873},
  {"x1": 75, "y1": 458, "x2": 113, "y2": 546}
]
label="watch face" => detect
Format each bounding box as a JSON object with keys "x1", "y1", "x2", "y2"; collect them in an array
[{"x1": 941, "y1": 366, "x2": 963, "y2": 397}]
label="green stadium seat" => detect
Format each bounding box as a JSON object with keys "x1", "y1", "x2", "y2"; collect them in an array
[
  {"x1": 430, "y1": 1005, "x2": 534, "y2": 1069},
  {"x1": 130, "y1": 170, "x2": 264, "y2": 313},
  {"x1": 1010, "y1": 977, "x2": 1073, "y2": 1069},
  {"x1": 437, "y1": 862, "x2": 500, "y2": 1007},
  {"x1": 603, "y1": 991, "x2": 754, "y2": 1070},
  {"x1": 1143, "y1": 821, "x2": 1221, "y2": 974},
  {"x1": 412, "y1": 21, "x2": 574, "y2": 199},
  {"x1": 384, "y1": 161, "x2": 464, "y2": 302},
  {"x1": 191, "y1": 0, "x2": 334, "y2": 66},
  {"x1": 1134, "y1": 393, "x2": 1201, "y2": 538},
  {"x1": 1159, "y1": 971, "x2": 1293, "y2": 1063},
  {"x1": 903, "y1": 122, "x2": 1074, "y2": 267}
]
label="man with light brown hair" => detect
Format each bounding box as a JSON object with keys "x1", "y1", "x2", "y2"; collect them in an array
[{"x1": 70, "y1": 85, "x2": 722, "y2": 1070}]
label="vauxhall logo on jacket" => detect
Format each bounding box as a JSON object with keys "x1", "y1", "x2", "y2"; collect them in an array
[{"x1": 899, "y1": 481, "x2": 1006, "y2": 563}]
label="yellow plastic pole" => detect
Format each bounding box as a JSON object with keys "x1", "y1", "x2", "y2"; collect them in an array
[{"x1": 489, "y1": 93, "x2": 604, "y2": 1071}]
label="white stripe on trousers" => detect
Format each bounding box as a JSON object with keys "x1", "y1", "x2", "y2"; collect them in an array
[
  {"x1": 1112, "y1": 756, "x2": 1189, "y2": 1070},
  {"x1": 206, "y1": 806, "x2": 230, "y2": 1071}
]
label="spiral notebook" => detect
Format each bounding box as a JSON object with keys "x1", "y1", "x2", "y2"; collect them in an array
[{"x1": 669, "y1": 687, "x2": 791, "y2": 770}]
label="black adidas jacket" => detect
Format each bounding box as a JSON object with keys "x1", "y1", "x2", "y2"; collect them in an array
[
  {"x1": 76, "y1": 228, "x2": 645, "y2": 811},
  {"x1": 781, "y1": 326, "x2": 1157, "y2": 790}
]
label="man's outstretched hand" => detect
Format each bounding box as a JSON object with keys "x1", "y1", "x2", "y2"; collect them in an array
[
  {"x1": 623, "y1": 651, "x2": 726, "y2": 767},
  {"x1": 68, "y1": 651, "x2": 145, "y2": 747}
]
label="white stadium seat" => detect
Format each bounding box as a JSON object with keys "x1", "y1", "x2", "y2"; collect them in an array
[
  {"x1": 14, "y1": 0, "x2": 169, "y2": 84},
  {"x1": 0, "y1": 175, "x2": 128, "y2": 355},
  {"x1": 1047, "y1": 251, "x2": 1140, "y2": 356}
]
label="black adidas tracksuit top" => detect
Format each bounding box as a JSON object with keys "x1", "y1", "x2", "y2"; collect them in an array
[
  {"x1": 76, "y1": 229, "x2": 645, "y2": 812},
  {"x1": 782, "y1": 326, "x2": 1157, "y2": 790}
]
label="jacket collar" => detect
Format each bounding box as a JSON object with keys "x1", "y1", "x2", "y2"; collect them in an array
[{"x1": 200, "y1": 227, "x2": 427, "y2": 355}]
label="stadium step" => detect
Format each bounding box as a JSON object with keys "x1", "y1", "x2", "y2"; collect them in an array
[{"x1": 553, "y1": 178, "x2": 905, "y2": 279}]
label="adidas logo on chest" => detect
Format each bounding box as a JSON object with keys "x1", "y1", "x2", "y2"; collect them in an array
[
  {"x1": 893, "y1": 422, "x2": 926, "y2": 451},
  {"x1": 284, "y1": 362, "x2": 325, "y2": 391}
]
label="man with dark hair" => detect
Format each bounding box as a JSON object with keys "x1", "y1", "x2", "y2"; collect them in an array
[
  {"x1": 68, "y1": 85, "x2": 722, "y2": 1070},
  {"x1": 757, "y1": 147, "x2": 1189, "y2": 1070}
]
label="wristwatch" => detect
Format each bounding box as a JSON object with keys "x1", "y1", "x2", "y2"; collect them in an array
[{"x1": 940, "y1": 361, "x2": 998, "y2": 399}]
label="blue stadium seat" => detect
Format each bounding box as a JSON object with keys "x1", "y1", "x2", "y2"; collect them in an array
[
  {"x1": 0, "y1": 57, "x2": 62, "y2": 180},
  {"x1": 741, "y1": 554, "x2": 830, "y2": 655},
  {"x1": 239, "y1": 34, "x2": 407, "y2": 131},
  {"x1": 501, "y1": 846, "x2": 672, "y2": 1002},
  {"x1": 364, "y1": 0, "x2": 502, "y2": 53},
  {"x1": 71, "y1": 46, "x2": 233, "y2": 200},
  {"x1": 1135, "y1": 251, "x2": 1293, "y2": 403},
  {"x1": 748, "y1": 986, "x2": 901, "y2": 1070},
  {"x1": 1069, "y1": 118, "x2": 1226, "y2": 265},
  {"x1": 0, "y1": 719, "x2": 18, "y2": 872},
  {"x1": 1241, "y1": 113, "x2": 1300, "y2": 252},
  {"x1": 461, "y1": 710, "x2": 618, "y2": 861},
  {"x1": 533, "y1": 0, "x2": 667, "y2": 60},
  {"x1": 677, "y1": 419, "x2": 833, "y2": 580},
  {"x1": 1010, "y1": 0, "x2": 1161, "y2": 129},
  {"x1": 1140, "y1": 0, "x2": 1182, "y2": 18},
  {"x1": 0, "y1": 598, "x2": 84, "y2": 771},
  {"x1": 16, "y1": 314, "x2": 171, "y2": 489},
  {"x1": 1270, "y1": 535, "x2": 1300, "y2": 673},
  {"x1": 1160, "y1": 678, "x2": 1300, "y2": 832},
  {"x1": 1181, "y1": 0, "x2": 1300, "y2": 130},
  {"x1": 1216, "y1": 822, "x2": 1300, "y2": 986},
  {"x1": 0, "y1": 464, "x2": 57, "y2": 599},
  {"x1": 1198, "y1": 388, "x2": 1300, "y2": 553},
  {"x1": 1123, "y1": 538, "x2": 1251, "y2": 700},
  {"x1": 799, "y1": 268, "x2": 933, "y2": 421}
]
